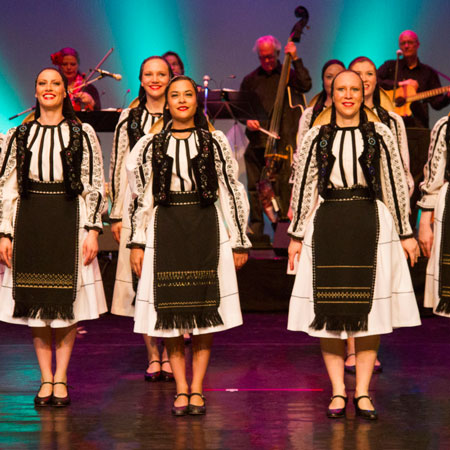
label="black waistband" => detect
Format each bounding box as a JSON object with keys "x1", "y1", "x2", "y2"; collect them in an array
[
  {"x1": 28, "y1": 180, "x2": 66, "y2": 195},
  {"x1": 324, "y1": 187, "x2": 372, "y2": 201},
  {"x1": 166, "y1": 191, "x2": 200, "y2": 206}
]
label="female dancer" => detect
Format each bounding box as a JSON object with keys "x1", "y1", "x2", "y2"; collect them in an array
[
  {"x1": 162, "y1": 51, "x2": 185, "y2": 76},
  {"x1": 51, "y1": 47, "x2": 101, "y2": 111},
  {"x1": 110, "y1": 56, "x2": 174, "y2": 381},
  {"x1": 126, "y1": 76, "x2": 250, "y2": 415},
  {"x1": 0, "y1": 68, "x2": 106, "y2": 406},
  {"x1": 344, "y1": 56, "x2": 415, "y2": 374},
  {"x1": 349, "y1": 56, "x2": 414, "y2": 195},
  {"x1": 288, "y1": 70, "x2": 420, "y2": 420},
  {"x1": 418, "y1": 114, "x2": 450, "y2": 317}
]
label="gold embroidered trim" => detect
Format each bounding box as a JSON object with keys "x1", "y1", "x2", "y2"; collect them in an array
[
  {"x1": 157, "y1": 280, "x2": 217, "y2": 288},
  {"x1": 318, "y1": 287, "x2": 371, "y2": 290},
  {"x1": 316, "y1": 291, "x2": 371, "y2": 299},
  {"x1": 316, "y1": 300, "x2": 368, "y2": 304},
  {"x1": 158, "y1": 300, "x2": 218, "y2": 309},
  {"x1": 28, "y1": 189, "x2": 65, "y2": 195},
  {"x1": 156, "y1": 270, "x2": 216, "y2": 281},
  {"x1": 15, "y1": 272, "x2": 73, "y2": 289}
]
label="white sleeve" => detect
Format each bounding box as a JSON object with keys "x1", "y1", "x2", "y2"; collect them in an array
[
  {"x1": 417, "y1": 116, "x2": 449, "y2": 210},
  {"x1": 0, "y1": 128, "x2": 19, "y2": 237},
  {"x1": 109, "y1": 108, "x2": 131, "y2": 220},
  {"x1": 212, "y1": 131, "x2": 251, "y2": 250},
  {"x1": 288, "y1": 126, "x2": 320, "y2": 239},
  {"x1": 126, "y1": 134, "x2": 155, "y2": 246},
  {"x1": 80, "y1": 124, "x2": 106, "y2": 230},
  {"x1": 291, "y1": 107, "x2": 313, "y2": 183}
]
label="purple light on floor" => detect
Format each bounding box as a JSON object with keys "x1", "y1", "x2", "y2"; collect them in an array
[{"x1": 204, "y1": 388, "x2": 324, "y2": 392}]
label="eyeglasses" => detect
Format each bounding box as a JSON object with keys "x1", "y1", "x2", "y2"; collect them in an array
[{"x1": 400, "y1": 40, "x2": 418, "y2": 46}]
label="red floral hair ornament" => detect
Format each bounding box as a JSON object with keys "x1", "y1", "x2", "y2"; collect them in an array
[{"x1": 51, "y1": 51, "x2": 63, "y2": 66}]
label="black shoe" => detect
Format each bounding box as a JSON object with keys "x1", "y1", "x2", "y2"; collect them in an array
[
  {"x1": 326, "y1": 395, "x2": 347, "y2": 419},
  {"x1": 144, "y1": 360, "x2": 161, "y2": 382},
  {"x1": 189, "y1": 393, "x2": 206, "y2": 415},
  {"x1": 344, "y1": 353, "x2": 356, "y2": 374},
  {"x1": 160, "y1": 360, "x2": 174, "y2": 382},
  {"x1": 172, "y1": 393, "x2": 190, "y2": 416},
  {"x1": 354, "y1": 395, "x2": 378, "y2": 420},
  {"x1": 34, "y1": 381, "x2": 53, "y2": 407},
  {"x1": 51, "y1": 382, "x2": 71, "y2": 407}
]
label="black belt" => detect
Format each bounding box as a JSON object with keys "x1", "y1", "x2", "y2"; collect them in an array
[
  {"x1": 166, "y1": 191, "x2": 200, "y2": 206},
  {"x1": 28, "y1": 180, "x2": 66, "y2": 195},
  {"x1": 324, "y1": 187, "x2": 372, "y2": 201}
]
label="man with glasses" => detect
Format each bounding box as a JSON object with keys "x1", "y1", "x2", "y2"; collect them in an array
[
  {"x1": 240, "y1": 35, "x2": 311, "y2": 246},
  {"x1": 378, "y1": 30, "x2": 450, "y2": 128}
]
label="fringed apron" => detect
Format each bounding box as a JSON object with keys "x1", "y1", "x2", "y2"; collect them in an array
[
  {"x1": 13, "y1": 180, "x2": 79, "y2": 320},
  {"x1": 153, "y1": 191, "x2": 223, "y2": 330},
  {"x1": 311, "y1": 187, "x2": 379, "y2": 331}
]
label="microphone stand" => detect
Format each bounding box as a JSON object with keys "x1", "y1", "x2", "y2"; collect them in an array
[{"x1": 393, "y1": 50, "x2": 402, "y2": 102}]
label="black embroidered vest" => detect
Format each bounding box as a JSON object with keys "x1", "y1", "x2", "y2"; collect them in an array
[
  {"x1": 15, "y1": 120, "x2": 83, "y2": 198},
  {"x1": 152, "y1": 129, "x2": 219, "y2": 207},
  {"x1": 316, "y1": 121, "x2": 381, "y2": 198},
  {"x1": 127, "y1": 106, "x2": 146, "y2": 151}
]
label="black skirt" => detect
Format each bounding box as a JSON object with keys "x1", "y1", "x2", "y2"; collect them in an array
[
  {"x1": 153, "y1": 191, "x2": 223, "y2": 330},
  {"x1": 12, "y1": 181, "x2": 79, "y2": 320},
  {"x1": 311, "y1": 187, "x2": 379, "y2": 332}
]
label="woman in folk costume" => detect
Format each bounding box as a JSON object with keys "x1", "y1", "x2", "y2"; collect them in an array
[
  {"x1": 291, "y1": 60, "x2": 345, "y2": 181},
  {"x1": 418, "y1": 114, "x2": 450, "y2": 317},
  {"x1": 0, "y1": 68, "x2": 106, "y2": 406},
  {"x1": 287, "y1": 70, "x2": 420, "y2": 420},
  {"x1": 349, "y1": 56, "x2": 414, "y2": 195},
  {"x1": 343, "y1": 56, "x2": 415, "y2": 375},
  {"x1": 126, "y1": 76, "x2": 250, "y2": 415},
  {"x1": 109, "y1": 56, "x2": 174, "y2": 382}
]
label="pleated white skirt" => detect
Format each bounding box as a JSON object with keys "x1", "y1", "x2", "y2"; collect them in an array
[
  {"x1": 288, "y1": 199, "x2": 421, "y2": 338},
  {"x1": 133, "y1": 204, "x2": 243, "y2": 337},
  {"x1": 0, "y1": 224, "x2": 107, "y2": 329},
  {"x1": 424, "y1": 182, "x2": 450, "y2": 317},
  {"x1": 110, "y1": 187, "x2": 135, "y2": 317}
]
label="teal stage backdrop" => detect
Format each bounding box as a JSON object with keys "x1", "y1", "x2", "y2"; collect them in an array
[{"x1": 0, "y1": 0, "x2": 449, "y2": 132}]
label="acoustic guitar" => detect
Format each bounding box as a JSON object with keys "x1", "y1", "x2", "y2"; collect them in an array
[{"x1": 386, "y1": 84, "x2": 450, "y2": 117}]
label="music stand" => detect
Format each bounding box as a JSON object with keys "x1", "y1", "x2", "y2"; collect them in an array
[{"x1": 197, "y1": 89, "x2": 268, "y2": 123}]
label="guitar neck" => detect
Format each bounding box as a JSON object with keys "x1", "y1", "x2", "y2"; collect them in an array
[{"x1": 407, "y1": 85, "x2": 450, "y2": 102}]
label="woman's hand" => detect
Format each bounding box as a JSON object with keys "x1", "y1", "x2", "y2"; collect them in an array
[
  {"x1": 233, "y1": 252, "x2": 248, "y2": 270},
  {"x1": 418, "y1": 211, "x2": 434, "y2": 258},
  {"x1": 401, "y1": 237, "x2": 420, "y2": 267},
  {"x1": 288, "y1": 239, "x2": 302, "y2": 271},
  {"x1": 110, "y1": 221, "x2": 122, "y2": 244},
  {"x1": 130, "y1": 248, "x2": 144, "y2": 278},
  {"x1": 74, "y1": 92, "x2": 95, "y2": 109},
  {"x1": 82, "y1": 230, "x2": 99, "y2": 266},
  {"x1": 0, "y1": 237, "x2": 13, "y2": 268}
]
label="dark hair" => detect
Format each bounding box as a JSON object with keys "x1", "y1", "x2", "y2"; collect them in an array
[
  {"x1": 330, "y1": 70, "x2": 366, "y2": 125},
  {"x1": 34, "y1": 67, "x2": 78, "y2": 121},
  {"x1": 138, "y1": 56, "x2": 173, "y2": 106},
  {"x1": 311, "y1": 59, "x2": 346, "y2": 125},
  {"x1": 162, "y1": 75, "x2": 208, "y2": 130},
  {"x1": 162, "y1": 51, "x2": 185, "y2": 75}
]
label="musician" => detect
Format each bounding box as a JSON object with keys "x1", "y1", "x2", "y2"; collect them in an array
[
  {"x1": 51, "y1": 47, "x2": 101, "y2": 111},
  {"x1": 240, "y1": 35, "x2": 311, "y2": 243},
  {"x1": 378, "y1": 30, "x2": 450, "y2": 129},
  {"x1": 163, "y1": 51, "x2": 185, "y2": 76}
]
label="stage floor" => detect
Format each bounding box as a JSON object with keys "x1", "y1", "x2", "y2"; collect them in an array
[{"x1": 0, "y1": 313, "x2": 449, "y2": 449}]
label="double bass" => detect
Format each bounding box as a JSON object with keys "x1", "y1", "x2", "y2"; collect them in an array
[{"x1": 257, "y1": 6, "x2": 309, "y2": 223}]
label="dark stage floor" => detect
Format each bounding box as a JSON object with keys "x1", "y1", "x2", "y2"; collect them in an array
[{"x1": 0, "y1": 313, "x2": 449, "y2": 450}]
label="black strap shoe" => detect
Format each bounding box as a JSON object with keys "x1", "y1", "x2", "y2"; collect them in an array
[
  {"x1": 327, "y1": 394, "x2": 348, "y2": 418},
  {"x1": 354, "y1": 395, "x2": 378, "y2": 420}
]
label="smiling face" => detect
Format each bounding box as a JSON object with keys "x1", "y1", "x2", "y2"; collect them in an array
[
  {"x1": 332, "y1": 71, "x2": 364, "y2": 124},
  {"x1": 350, "y1": 60, "x2": 377, "y2": 102},
  {"x1": 141, "y1": 58, "x2": 171, "y2": 100},
  {"x1": 60, "y1": 55, "x2": 78, "y2": 83},
  {"x1": 166, "y1": 79, "x2": 197, "y2": 127},
  {"x1": 35, "y1": 69, "x2": 66, "y2": 111},
  {"x1": 323, "y1": 64, "x2": 345, "y2": 99}
]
